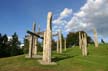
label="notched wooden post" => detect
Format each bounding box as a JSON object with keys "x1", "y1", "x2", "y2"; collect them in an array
[{"x1": 39, "y1": 12, "x2": 56, "y2": 65}]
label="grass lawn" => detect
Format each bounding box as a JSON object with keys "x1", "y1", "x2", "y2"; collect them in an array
[{"x1": 0, "y1": 44, "x2": 108, "y2": 71}]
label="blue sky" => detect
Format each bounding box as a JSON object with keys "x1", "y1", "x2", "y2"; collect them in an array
[
  {"x1": 0, "y1": 0, "x2": 86, "y2": 42},
  {"x1": 0, "y1": 0, "x2": 108, "y2": 43}
]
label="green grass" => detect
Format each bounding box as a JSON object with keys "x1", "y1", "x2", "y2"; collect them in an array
[{"x1": 0, "y1": 44, "x2": 108, "y2": 71}]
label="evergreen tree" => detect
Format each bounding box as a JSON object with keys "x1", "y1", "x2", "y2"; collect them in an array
[
  {"x1": 10, "y1": 32, "x2": 21, "y2": 56},
  {"x1": 2, "y1": 34, "x2": 9, "y2": 57},
  {"x1": 0, "y1": 33, "x2": 23, "y2": 58},
  {"x1": 66, "y1": 31, "x2": 93, "y2": 48},
  {"x1": 0, "y1": 34, "x2": 11, "y2": 57},
  {"x1": 23, "y1": 38, "x2": 29, "y2": 54},
  {"x1": 61, "y1": 34, "x2": 64, "y2": 48},
  {"x1": 51, "y1": 39, "x2": 56, "y2": 50}
]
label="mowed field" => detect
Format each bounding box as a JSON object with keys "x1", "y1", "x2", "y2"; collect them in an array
[{"x1": 0, "y1": 44, "x2": 108, "y2": 71}]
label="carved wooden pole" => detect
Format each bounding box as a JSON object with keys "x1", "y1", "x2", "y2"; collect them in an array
[
  {"x1": 34, "y1": 23, "x2": 40, "y2": 55},
  {"x1": 81, "y1": 34, "x2": 84, "y2": 56},
  {"x1": 34, "y1": 36, "x2": 38, "y2": 55},
  {"x1": 42, "y1": 12, "x2": 52, "y2": 64},
  {"x1": 43, "y1": 31, "x2": 47, "y2": 62},
  {"x1": 32, "y1": 22, "x2": 38, "y2": 55},
  {"x1": 57, "y1": 36, "x2": 59, "y2": 53},
  {"x1": 79, "y1": 32, "x2": 82, "y2": 49},
  {"x1": 28, "y1": 35, "x2": 33, "y2": 58},
  {"x1": 28, "y1": 22, "x2": 36, "y2": 58},
  {"x1": 32, "y1": 22, "x2": 35, "y2": 55},
  {"x1": 93, "y1": 28, "x2": 98, "y2": 48},
  {"x1": 81, "y1": 33, "x2": 88, "y2": 56},
  {"x1": 84, "y1": 33, "x2": 88, "y2": 56},
  {"x1": 59, "y1": 29, "x2": 62, "y2": 53}
]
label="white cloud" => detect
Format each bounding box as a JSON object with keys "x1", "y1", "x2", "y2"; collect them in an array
[
  {"x1": 53, "y1": 8, "x2": 72, "y2": 25},
  {"x1": 52, "y1": 8, "x2": 72, "y2": 33},
  {"x1": 52, "y1": 0, "x2": 108, "y2": 40},
  {"x1": 60, "y1": 8, "x2": 72, "y2": 18},
  {"x1": 52, "y1": 17, "x2": 67, "y2": 25},
  {"x1": 8, "y1": 36, "x2": 12, "y2": 41},
  {"x1": 66, "y1": 0, "x2": 108, "y2": 37}
]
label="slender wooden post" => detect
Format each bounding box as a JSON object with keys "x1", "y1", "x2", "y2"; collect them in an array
[
  {"x1": 34, "y1": 36, "x2": 38, "y2": 55},
  {"x1": 32, "y1": 22, "x2": 38, "y2": 55},
  {"x1": 59, "y1": 29, "x2": 62, "y2": 53},
  {"x1": 42, "y1": 12, "x2": 52, "y2": 64},
  {"x1": 28, "y1": 35, "x2": 33, "y2": 58},
  {"x1": 84, "y1": 33, "x2": 87, "y2": 56},
  {"x1": 34, "y1": 23, "x2": 39, "y2": 55},
  {"x1": 57, "y1": 35, "x2": 59, "y2": 53},
  {"x1": 28, "y1": 22, "x2": 36, "y2": 58},
  {"x1": 43, "y1": 31, "x2": 47, "y2": 62},
  {"x1": 81, "y1": 34, "x2": 85, "y2": 56},
  {"x1": 32, "y1": 22, "x2": 35, "y2": 55},
  {"x1": 79, "y1": 32, "x2": 82, "y2": 49},
  {"x1": 81, "y1": 33, "x2": 88, "y2": 56},
  {"x1": 93, "y1": 28, "x2": 98, "y2": 48}
]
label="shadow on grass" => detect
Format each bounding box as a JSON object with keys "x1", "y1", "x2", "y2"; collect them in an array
[{"x1": 52, "y1": 53, "x2": 75, "y2": 62}]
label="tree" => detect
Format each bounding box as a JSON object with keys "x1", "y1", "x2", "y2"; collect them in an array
[
  {"x1": 51, "y1": 39, "x2": 56, "y2": 50},
  {"x1": 0, "y1": 34, "x2": 9, "y2": 57},
  {"x1": 2, "y1": 34, "x2": 8, "y2": 44},
  {"x1": 2, "y1": 34, "x2": 9, "y2": 57},
  {"x1": 10, "y1": 32, "x2": 22, "y2": 56},
  {"x1": 23, "y1": 38, "x2": 29, "y2": 54},
  {"x1": 0, "y1": 34, "x2": 12, "y2": 57},
  {"x1": 66, "y1": 32, "x2": 78, "y2": 48},
  {"x1": 61, "y1": 34, "x2": 64, "y2": 49},
  {"x1": 0, "y1": 33, "x2": 23, "y2": 58},
  {"x1": 66, "y1": 31, "x2": 93, "y2": 48},
  {"x1": 37, "y1": 41, "x2": 43, "y2": 52}
]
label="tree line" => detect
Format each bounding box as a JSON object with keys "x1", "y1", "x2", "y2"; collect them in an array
[
  {"x1": 66, "y1": 31, "x2": 94, "y2": 48},
  {"x1": 0, "y1": 32, "x2": 23, "y2": 58},
  {"x1": 24, "y1": 31, "x2": 94, "y2": 53},
  {"x1": 0, "y1": 31, "x2": 93, "y2": 58}
]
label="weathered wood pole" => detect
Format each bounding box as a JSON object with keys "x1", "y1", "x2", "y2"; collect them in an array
[
  {"x1": 34, "y1": 36, "x2": 38, "y2": 55},
  {"x1": 42, "y1": 12, "x2": 52, "y2": 64},
  {"x1": 81, "y1": 34, "x2": 85, "y2": 56},
  {"x1": 28, "y1": 35, "x2": 33, "y2": 58},
  {"x1": 57, "y1": 37, "x2": 59, "y2": 53},
  {"x1": 59, "y1": 29, "x2": 62, "y2": 53},
  {"x1": 43, "y1": 31, "x2": 47, "y2": 62},
  {"x1": 32, "y1": 22, "x2": 38, "y2": 55},
  {"x1": 32, "y1": 22, "x2": 35, "y2": 55},
  {"x1": 64, "y1": 38, "x2": 66, "y2": 51},
  {"x1": 79, "y1": 32, "x2": 82, "y2": 49},
  {"x1": 81, "y1": 33, "x2": 88, "y2": 56},
  {"x1": 84, "y1": 33, "x2": 88, "y2": 56},
  {"x1": 34, "y1": 23, "x2": 40, "y2": 55},
  {"x1": 93, "y1": 28, "x2": 98, "y2": 48}
]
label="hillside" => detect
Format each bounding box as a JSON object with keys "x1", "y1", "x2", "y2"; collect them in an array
[{"x1": 0, "y1": 44, "x2": 108, "y2": 71}]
